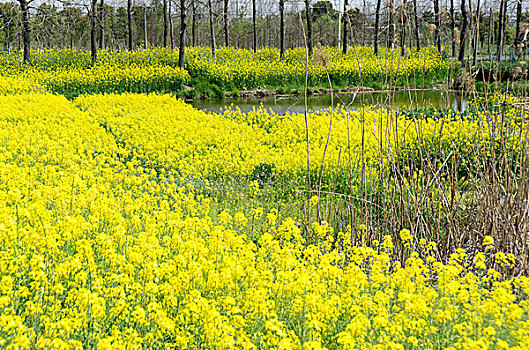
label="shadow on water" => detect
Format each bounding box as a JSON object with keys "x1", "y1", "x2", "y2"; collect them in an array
[{"x1": 191, "y1": 90, "x2": 467, "y2": 114}]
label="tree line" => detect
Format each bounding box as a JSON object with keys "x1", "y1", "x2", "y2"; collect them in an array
[{"x1": 0, "y1": 0, "x2": 527, "y2": 65}]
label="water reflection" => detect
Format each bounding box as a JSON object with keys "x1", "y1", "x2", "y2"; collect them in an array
[{"x1": 191, "y1": 90, "x2": 466, "y2": 114}]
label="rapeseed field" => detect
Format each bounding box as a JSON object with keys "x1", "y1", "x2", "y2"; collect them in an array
[
  {"x1": 1, "y1": 48, "x2": 528, "y2": 349},
  {"x1": 0, "y1": 46, "x2": 448, "y2": 97}
]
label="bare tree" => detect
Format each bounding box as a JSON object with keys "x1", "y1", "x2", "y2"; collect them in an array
[
  {"x1": 400, "y1": 0, "x2": 407, "y2": 56},
  {"x1": 90, "y1": 0, "x2": 97, "y2": 61},
  {"x1": 497, "y1": 0, "x2": 507, "y2": 60},
  {"x1": 488, "y1": 7, "x2": 493, "y2": 56},
  {"x1": 178, "y1": 0, "x2": 186, "y2": 67},
  {"x1": 223, "y1": 0, "x2": 229, "y2": 46},
  {"x1": 342, "y1": 0, "x2": 348, "y2": 54},
  {"x1": 412, "y1": 0, "x2": 420, "y2": 50},
  {"x1": 374, "y1": 0, "x2": 381, "y2": 55},
  {"x1": 252, "y1": 0, "x2": 257, "y2": 52},
  {"x1": 388, "y1": 0, "x2": 394, "y2": 49},
  {"x1": 98, "y1": 0, "x2": 104, "y2": 49},
  {"x1": 169, "y1": 0, "x2": 174, "y2": 48},
  {"x1": 127, "y1": 0, "x2": 133, "y2": 50},
  {"x1": 450, "y1": 0, "x2": 455, "y2": 56},
  {"x1": 305, "y1": 0, "x2": 313, "y2": 55},
  {"x1": 433, "y1": 0, "x2": 441, "y2": 53},
  {"x1": 472, "y1": 0, "x2": 481, "y2": 66},
  {"x1": 208, "y1": 0, "x2": 216, "y2": 57},
  {"x1": 342, "y1": 0, "x2": 349, "y2": 55},
  {"x1": 515, "y1": 0, "x2": 523, "y2": 46},
  {"x1": 279, "y1": 0, "x2": 285, "y2": 60},
  {"x1": 191, "y1": 0, "x2": 196, "y2": 47},
  {"x1": 12, "y1": 0, "x2": 518, "y2": 60},
  {"x1": 163, "y1": 0, "x2": 168, "y2": 46},
  {"x1": 17, "y1": 0, "x2": 34, "y2": 63},
  {"x1": 144, "y1": 5, "x2": 148, "y2": 48},
  {"x1": 458, "y1": 0, "x2": 468, "y2": 61}
]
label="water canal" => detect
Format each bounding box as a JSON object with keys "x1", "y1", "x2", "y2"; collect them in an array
[{"x1": 192, "y1": 90, "x2": 467, "y2": 114}]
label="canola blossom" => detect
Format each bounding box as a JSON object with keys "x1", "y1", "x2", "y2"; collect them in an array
[
  {"x1": 0, "y1": 75, "x2": 44, "y2": 95},
  {"x1": 0, "y1": 49, "x2": 190, "y2": 98},
  {"x1": 35, "y1": 64, "x2": 191, "y2": 98},
  {"x1": 75, "y1": 93, "x2": 521, "y2": 180},
  {"x1": 1, "y1": 84, "x2": 528, "y2": 349},
  {"x1": 185, "y1": 45, "x2": 447, "y2": 88},
  {"x1": 0, "y1": 46, "x2": 448, "y2": 97}
]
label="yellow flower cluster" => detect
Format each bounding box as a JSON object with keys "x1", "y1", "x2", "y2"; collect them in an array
[
  {"x1": 0, "y1": 75, "x2": 44, "y2": 95},
  {"x1": 0, "y1": 46, "x2": 447, "y2": 96},
  {"x1": 0, "y1": 88, "x2": 528, "y2": 348},
  {"x1": 74, "y1": 93, "x2": 274, "y2": 178},
  {"x1": 74, "y1": 93, "x2": 521, "y2": 185},
  {"x1": 29, "y1": 64, "x2": 190, "y2": 98},
  {"x1": 0, "y1": 49, "x2": 190, "y2": 98},
  {"x1": 185, "y1": 45, "x2": 448, "y2": 88}
]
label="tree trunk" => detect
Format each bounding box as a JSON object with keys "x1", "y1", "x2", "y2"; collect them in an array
[
  {"x1": 252, "y1": 0, "x2": 257, "y2": 52},
  {"x1": 468, "y1": 0, "x2": 473, "y2": 44},
  {"x1": 450, "y1": 0, "x2": 455, "y2": 56},
  {"x1": 342, "y1": 0, "x2": 348, "y2": 54},
  {"x1": 458, "y1": 0, "x2": 468, "y2": 61},
  {"x1": 99, "y1": 0, "x2": 105, "y2": 49},
  {"x1": 433, "y1": 0, "x2": 441, "y2": 53},
  {"x1": 208, "y1": 0, "x2": 216, "y2": 58},
  {"x1": 497, "y1": 2, "x2": 503, "y2": 51},
  {"x1": 90, "y1": 0, "x2": 98, "y2": 62},
  {"x1": 374, "y1": 0, "x2": 381, "y2": 55},
  {"x1": 305, "y1": 0, "x2": 313, "y2": 55},
  {"x1": 223, "y1": 0, "x2": 229, "y2": 46},
  {"x1": 502, "y1": 0, "x2": 508, "y2": 55},
  {"x1": 388, "y1": 0, "x2": 394, "y2": 49},
  {"x1": 501, "y1": 0, "x2": 508, "y2": 55},
  {"x1": 279, "y1": 0, "x2": 285, "y2": 60},
  {"x1": 191, "y1": 0, "x2": 196, "y2": 47},
  {"x1": 472, "y1": 0, "x2": 481, "y2": 66},
  {"x1": 488, "y1": 8, "x2": 493, "y2": 56},
  {"x1": 19, "y1": 0, "x2": 31, "y2": 64},
  {"x1": 169, "y1": 0, "x2": 174, "y2": 48},
  {"x1": 515, "y1": 0, "x2": 523, "y2": 46},
  {"x1": 400, "y1": 0, "x2": 407, "y2": 56},
  {"x1": 163, "y1": 0, "x2": 168, "y2": 46},
  {"x1": 179, "y1": 0, "x2": 186, "y2": 67},
  {"x1": 360, "y1": 0, "x2": 364, "y2": 46},
  {"x1": 144, "y1": 6, "x2": 148, "y2": 48},
  {"x1": 127, "y1": 0, "x2": 133, "y2": 51},
  {"x1": 497, "y1": 0, "x2": 506, "y2": 60},
  {"x1": 413, "y1": 0, "x2": 420, "y2": 50}
]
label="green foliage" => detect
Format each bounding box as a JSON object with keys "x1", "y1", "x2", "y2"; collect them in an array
[
  {"x1": 190, "y1": 75, "x2": 224, "y2": 99},
  {"x1": 183, "y1": 88, "x2": 198, "y2": 99},
  {"x1": 210, "y1": 84, "x2": 225, "y2": 99},
  {"x1": 230, "y1": 87, "x2": 240, "y2": 97},
  {"x1": 250, "y1": 163, "x2": 276, "y2": 186}
]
